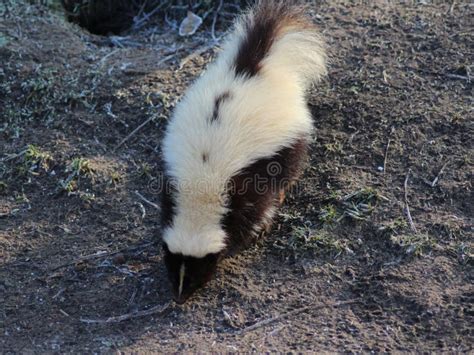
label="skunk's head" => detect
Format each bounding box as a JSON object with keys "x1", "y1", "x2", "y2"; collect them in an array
[{"x1": 162, "y1": 243, "x2": 220, "y2": 304}]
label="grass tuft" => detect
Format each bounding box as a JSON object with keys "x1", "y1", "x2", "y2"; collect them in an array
[
  {"x1": 0, "y1": 181, "x2": 7, "y2": 194},
  {"x1": 25, "y1": 144, "x2": 53, "y2": 171},
  {"x1": 138, "y1": 162, "x2": 152, "y2": 179},
  {"x1": 449, "y1": 242, "x2": 472, "y2": 265},
  {"x1": 319, "y1": 204, "x2": 339, "y2": 224},
  {"x1": 59, "y1": 157, "x2": 94, "y2": 192},
  {"x1": 391, "y1": 233, "x2": 435, "y2": 257},
  {"x1": 338, "y1": 188, "x2": 387, "y2": 221},
  {"x1": 109, "y1": 171, "x2": 122, "y2": 186},
  {"x1": 323, "y1": 141, "x2": 344, "y2": 155},
  {"x1": 279, "y1": 225, "x2": 350, "y2": 258}
]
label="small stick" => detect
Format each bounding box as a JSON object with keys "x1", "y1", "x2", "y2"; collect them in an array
[
  {"x1": 80, "y1": 301, "x2": 171, "y2": 324},
  {"x1": 0, "y1": 148, "x2": 28, "y2": 162},
  {"x1": 114, "y1": 114, "x2": 157, "y2": 151},
  {"x1": 60, "y1": 309, "x2": 70, "y2": 317},
  {"x1": 382, "y1": 138, "x2": 391, "y2": 174},
  {"x1": 348, "y1": 130, "x2": 359, "y2": 145},
  {"x1": 52, "y1": 288, "x2": 66, "y2": 300},
  {"x1": 98, "y1": 49, "x2": 120, "y2": 69},
  {"x1": 403, "y1": 169, "x2": 417, "y2": 234},
  {"x1": 132, "y1": 2, "x2": 166, "y2": 30},
  {"x1": 58, "y1": 169, "x2": 79, "y2": 192},
  {"x1": 405, "y1": 66, "x2": 471, "y2": 83},
  {"x1": 157, "y1": 53, "x2": 178, "y2": 67},
  {"x1": 448, "y1": 1, "x2": 456, "y2": 15},
  {"x1": 211, "y1": 0, "x2": 224, "y2": 42},
  {"x1": 431, "y1": 161, "x2": 449, "y2": 187},
  {"x1": 237, "y1": 300, "x2": 358, "y2": 335},
  {"x1": 135, "y1": 190, "x2": 160, "y2": 210},
  {"x1": 135, "y1": 202, "x2": 146, "y2": 219},
  {"x1": 445, "y1": 73, "x2": 470, "y2": 82},
  {"x1": 179, "y1": 43, "x2": 217, "y2": 69},
  {"x1": 448, "y1": 31, "x2": 473, "y2": 38},
  {"x1": 2, "y1": 0, "x2": 10, "y2": 17},
  {"x1": 50, "y1": 241, "x2": 157, "y2": 271}
]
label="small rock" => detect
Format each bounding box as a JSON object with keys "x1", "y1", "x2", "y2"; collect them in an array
[{"x1": 179, "y1": 11, "x2": 203, "y2": 36}]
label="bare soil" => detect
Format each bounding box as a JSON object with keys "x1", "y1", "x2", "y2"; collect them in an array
[{"x1": 1, "y1": 1, "x2": 473, "y2": 353}]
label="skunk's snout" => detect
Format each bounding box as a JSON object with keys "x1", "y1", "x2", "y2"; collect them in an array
[{"x1": 173, "y1": 295, "x2": 186, "y2": 305}]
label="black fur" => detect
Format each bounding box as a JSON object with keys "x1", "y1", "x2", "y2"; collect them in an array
[
  {"x1": 234, "y1": 1, "x2": 301, "y2": 77},
  {"x1": 160, "y1": 173, "x2": 177, "y2": 229},
  {"x1": 210, "y1": 91, "x2": 231, "y2": 123},
  {"x1": 163, "y1": 243, "x2": 219, "y2": 304},
  {"x1": 221, "y1": 137, "x2": 308, "y2": 254}
]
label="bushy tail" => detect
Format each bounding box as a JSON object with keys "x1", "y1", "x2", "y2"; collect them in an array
[{"x1": 229, "y1": 0, "x2": 327, "y2": 88}]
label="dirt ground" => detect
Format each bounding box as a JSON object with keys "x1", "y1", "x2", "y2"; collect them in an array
[{"x1": 0, "y1": 1, "x2": 473, "y2": 353}]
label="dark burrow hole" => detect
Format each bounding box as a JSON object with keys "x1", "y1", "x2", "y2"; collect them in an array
[
  {"x1": 59, "y1": 0, "x2": 255, "y2": 36},
  {"x1": 61, "y1": 0, "x2": 150, "y2": 35}
]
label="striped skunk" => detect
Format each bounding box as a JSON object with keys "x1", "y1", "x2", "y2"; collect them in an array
[{"x1": 160, "y1": 0, "x2": 327, "y2": 304}]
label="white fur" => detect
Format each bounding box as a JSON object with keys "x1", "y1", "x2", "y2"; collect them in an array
[{"x1": 162, "y1": 4, "x2": 327, "y2": 258}]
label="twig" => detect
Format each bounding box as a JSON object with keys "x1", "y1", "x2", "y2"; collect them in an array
[
  {"x1": 349, "y1": 165, "x2": 373, "y2": 172},
  {"x1": 448, "y1": 31, "x2": 473, "y2": 38},
  {"x1": 52, "y1": 288, "x2": 66, "y2": 300},
  {"x1": 431, "y1": 160, "x2": 449, "y2": 187},
  {"x1": 179, "y1": 42, "x2": 217, "y2": 69},
  {"x1": 445, "y1": 73, "x2": 470, "y2": 82},
  {"x1": 211, "y1": 0, "x2": 224, "y2": 42},
  {"x1": 164, "y1": 11, "x2": 178, "y2": 29},
  {"x1": 58, "y1": 170, "x2": 79, "y2": 193},
  {"x1": 60, "y1": 309, "x2": 70, "y2": 317},
  {"x1": 406, "y1": 66, "x2": 471, "y2": 83},
  {"x1": 448, "y1": 1, "x2": 456, "y2": 15},
  {"x1": 134, "y1": 0, "x2": 148, "y2": 20},
  {"x1": 0, "y1": 147, "x2": 28, "y2": 162},
  {"x1": 114, "y1": 114, "x2": 157, "y2": 151},
  {"x1": 403, "y1": 169, "x2": 417, "y2": 234},
  {"x1": 80, "y1": 301, "x2": 171, "y2": 324},
  {"x1": 2, "y1": 0, "x2": 10, "y2": 17},
  {"x1": 135, "y1": 202, "x2": 146, "y2": 219},
  {"x1": 50, "y1": 241, "x2": 157, "y2": 271},
  {"x1": 154, "y1": 45, "x2": 184, "y2": 69},
  {"x1": 132, "y1": 2, "x2": 166, "y2": 31},
  {"x1": 382, "y1": 138, "x2": 391, "y2": 174},
  {"x1": 236, "y1": 300, "x2": 358, "y2": 335},
  {"x1": 98, "y1": 49, "x2": 120, "y2": 69},
  {"x1": 157, "y1": 53, "x2": 178, "y2": 67},
  {"x1": 135, "y1": 190, "x2": 160, "y2": 210},
  {"x1": 348, "y1": 130, "x2": 359, "y2": 145}
]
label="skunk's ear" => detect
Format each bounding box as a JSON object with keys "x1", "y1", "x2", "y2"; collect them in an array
[{"x1": 162, "y1": 242, "x2": 169, "y2": 253}]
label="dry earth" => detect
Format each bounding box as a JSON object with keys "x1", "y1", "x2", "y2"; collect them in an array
[{"x1": 0, "y1": 1, "x2": 473, "y2": 353}]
